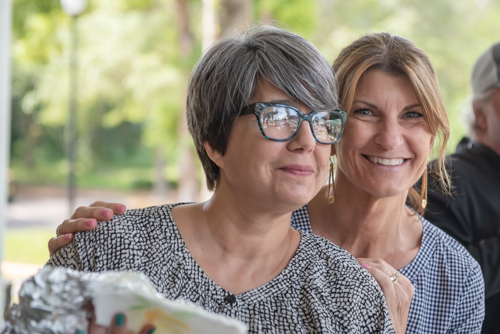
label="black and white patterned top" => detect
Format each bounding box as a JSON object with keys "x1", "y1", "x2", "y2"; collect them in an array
[
  {"x1": 291, "y1": 205, "x2": 485, "y2": 334},
  {"x1": 48, "y1": 203, "x2": 395, "y2": 334}
]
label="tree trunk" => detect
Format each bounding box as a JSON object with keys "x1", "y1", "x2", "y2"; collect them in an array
[
  {"x1": 197, "y1": 0, "x2": 218, "y2": 201},
  {"x1": 154, "y1": 146, "x2": 167, "y2": 199},
  {"x1": 219, "y1": 0, "x2": 254, "y2": 36},
  {"x1": 23, "y1": 115, "x2": 37, "y2": 169}
]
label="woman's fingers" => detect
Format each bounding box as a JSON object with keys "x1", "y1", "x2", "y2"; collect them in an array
[
  {"x1": 50, "y1": 218, "x2": 97, "y2": 256},
  {"x1": 361, "y1": 263, "x2": 396, "y2": 292},
  {"x1": 58, "y1": 218, "x2": 98, "y2": 236},
  {"x1": 89, "y1": 201, "x2": 127, "y2": 215},
  {"x1": 49, "y1": 202, "x2": 126, "y2": 257},
  {"x1": 87, "y1": 313, "x2": 127, "y2": 334},
  {"x1": 48, "y1": 233, "x2": 73, "y2": 256},
  {"x1": 108, "y1": 313, "x2": 128, "y2": 334},
  {"x1": 86, "y1": 309, "x2": 107, "y2": 334},
  {"x1": 61, "y1": 202, "x2": 127, "y2": 235},
  {"x1": 86, "y1": 312, "x2": 155, "y2": 334},
  {"x1": 357, "y1": 258, "x2": 414, "y2": 334},
  {"x1": 361, "y1": 263, "x2": 413, "y2": 302},
  {"x1": 139, "y1": 324, "x2": 156, "y2": 334},
  {"x1": 358, "y1": 258, "x2": 414, "y2": 292},
  {"x1": 357, "y1": 257, "x2": 414, "y2": 297},
  {"x1": 358, "y1": 258, "x2": 394, "y2": 276},
  {"x1": 71, "y1": 204, "x2": 124, "y2": 221}
]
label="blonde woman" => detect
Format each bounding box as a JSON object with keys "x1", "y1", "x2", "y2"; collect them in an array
[{"x1": 294, "y1": 33, "x2": 485, "y2": 333}]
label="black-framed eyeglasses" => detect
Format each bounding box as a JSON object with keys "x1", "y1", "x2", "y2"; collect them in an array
[{"x1": 240, "y1": 103, "x2": 347, "y2": 145}]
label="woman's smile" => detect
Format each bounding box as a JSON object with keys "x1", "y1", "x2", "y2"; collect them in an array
[
  {"x1": 278, "y1": 164, "x2": 314, "y2": 176},
  {"x1": 363, "y1": 155, "x2": 408, "y2": 167}
]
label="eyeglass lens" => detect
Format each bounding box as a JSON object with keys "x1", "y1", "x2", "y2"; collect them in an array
[{"x1": 259, "y1": 106, "x2": 343, "y2": 143}]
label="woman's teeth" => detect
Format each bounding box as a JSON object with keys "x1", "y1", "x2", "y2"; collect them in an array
[{"x1": 369, "y1": 156, "x2": 405, "y2": 166}]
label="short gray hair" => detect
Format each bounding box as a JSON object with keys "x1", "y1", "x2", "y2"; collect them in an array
[{"x1": 187, "y1": 25, "x2": 339, "y2": 190}]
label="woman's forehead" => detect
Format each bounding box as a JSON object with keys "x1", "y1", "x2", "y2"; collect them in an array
[
  {"x1": 252, "y1": 80, "x2": 292, "y2": 102},
  {"x1": 355, "y1": 70, "x2": 417, "y2": 101}
]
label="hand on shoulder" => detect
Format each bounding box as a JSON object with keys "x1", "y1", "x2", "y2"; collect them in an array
[{"x1": 48, "y1": 201, "x2": 126, "y2": 256}]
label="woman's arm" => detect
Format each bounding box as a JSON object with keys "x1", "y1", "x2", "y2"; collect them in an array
[{"x1": 48, "y1": 201, "x2": 126, "y2": 256}]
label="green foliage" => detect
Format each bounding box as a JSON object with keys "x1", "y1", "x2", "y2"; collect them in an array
[
  {"x1": 256, "y1": 0, "x2": 317, "y2": 37},
  {"x1": 10, "y1": 0, "x2": 500, "y2": 191},
  {"x1": 11, "y1": 0, "x2": 199, "y2": 188}
]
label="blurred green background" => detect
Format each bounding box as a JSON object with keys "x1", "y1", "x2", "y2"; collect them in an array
[{"x1": 5, "y1": 0, "x2": 500, "y2": 266}]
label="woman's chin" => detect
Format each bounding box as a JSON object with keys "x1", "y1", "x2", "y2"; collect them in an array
[
  {"x1": 272, "y1": 188, "x2": 316, "y2": 209},
  {"x1": 367, "y1": 187, "x2": 408, "y2": 200}
]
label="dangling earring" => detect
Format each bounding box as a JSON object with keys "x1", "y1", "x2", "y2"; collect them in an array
[
  {"x1": 421, "y1": 166, "x2": 428, "y2": 209},
  {"x1": 327, "y1": 157, "x2": 335, "y2": 204}
]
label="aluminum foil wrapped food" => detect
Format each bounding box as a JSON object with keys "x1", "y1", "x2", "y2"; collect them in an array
[
  {"x1": 4, "y1": 266, "x2": 248, "y2": 334},
  {"x1": 3, "y1": 266, "x2": 93, "y2": 334}
]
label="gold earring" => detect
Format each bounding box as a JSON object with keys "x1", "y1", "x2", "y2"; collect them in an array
[
  {"x1": 327, "y1": 158, "x2": 335, "y2": 204},
  {"x1": 421, "y1": 166, "x2": 428, "y2": 209}
]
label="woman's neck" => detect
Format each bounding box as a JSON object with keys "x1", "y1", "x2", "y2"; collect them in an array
[
  {"x1": 308, "y1": 175, "x2": 422, "y2": 269},
  {"x1": 203, "y1": 191, "x2": 297, "y2": 256},
  {"x1": 171, "y1": 188, "x2": 301, "y2": 294}
]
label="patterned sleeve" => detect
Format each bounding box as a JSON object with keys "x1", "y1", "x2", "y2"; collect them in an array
[
  {"x1": 351, "y1": 287, "x2": 395, "y2": 333},
  {"x1": 359, "y1": 279, "x2": 395, "y2": 334},
  {"x1": 46, "y1": 208, "x2": 167, "y2": 274},
  {"x1": 315, "y1": 241, "x2": 396, "y2": 334},
  {"x1": 449, "y1": 261, "x2": 485, "y2": 333},
  {"x1": 346, "y1": 271, "x2": 395, "y2": 333}
]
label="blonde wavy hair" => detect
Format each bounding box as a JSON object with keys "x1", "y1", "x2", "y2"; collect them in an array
[{"x1": 332, "y1": 32, "x2": 451, "y2": 215}]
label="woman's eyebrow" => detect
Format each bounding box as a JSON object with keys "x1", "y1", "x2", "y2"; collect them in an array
[
  {"x1": 352, "y1": 99, "x2": 378, "y2": 109},
  {"x1": 403, "y1": 103, "x2": 421, "y2": 110},
  {"x1": 353, "y1": 100, "x2": 421, "y2": 111}
]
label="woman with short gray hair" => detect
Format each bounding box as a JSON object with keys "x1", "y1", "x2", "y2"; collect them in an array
[{"x1": 47, "y1": 25, "x2": 396, "y2": 333}]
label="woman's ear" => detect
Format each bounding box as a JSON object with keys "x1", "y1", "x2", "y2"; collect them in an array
[
  {"x1": 204, "y1": 141, "x2": 225, "y2": 169},
  {"x1": 473, "y1": 102, "x2": 488, "y2": 133},
  {"x1": 429, "y1": 135, "x2": 436, "y2": 151}
]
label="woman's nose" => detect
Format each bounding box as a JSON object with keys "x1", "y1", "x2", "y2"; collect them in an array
[
  {"x1": 374, "y1": 118, "x2": 404, "y2": 151},
  {"x1": 288, "y1": 121, "x2": 316, "y2": 152}
]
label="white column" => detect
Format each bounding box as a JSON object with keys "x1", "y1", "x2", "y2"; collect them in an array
[{"x1": 0, "y1": 0, "x2": 13, "y2": 326}]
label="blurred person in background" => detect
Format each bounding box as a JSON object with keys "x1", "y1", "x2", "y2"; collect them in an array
[
  {"x1": 46, "y1": 25, "x2": 400, "y2": 333},
  {"x1": 424, "y1": 42, "x2": 500, "y2": 334},
  {"x1": 50, "y1": 32, "x2": 487, "y2": 333}
]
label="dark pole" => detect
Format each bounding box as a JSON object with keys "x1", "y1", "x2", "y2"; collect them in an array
[{"x1": 67, "y1": 15, "x2": 78, "y2": 215}]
